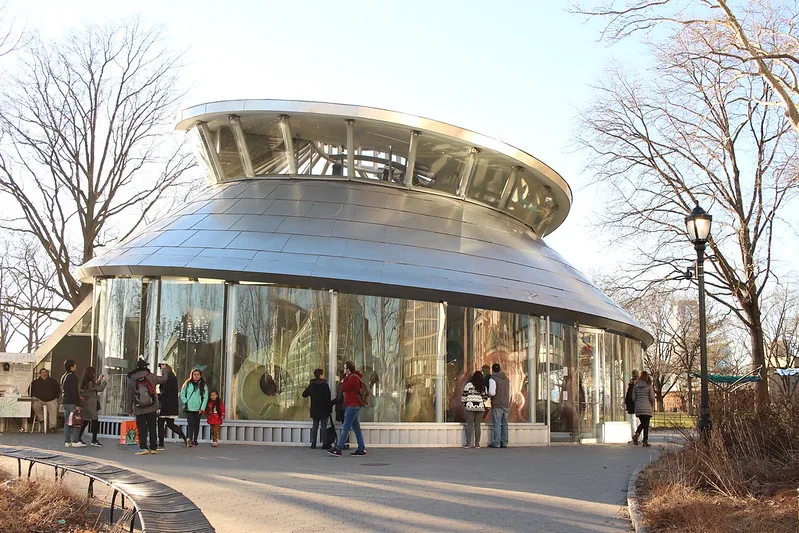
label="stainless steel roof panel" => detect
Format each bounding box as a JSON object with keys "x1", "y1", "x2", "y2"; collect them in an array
[
  {"x1": 263, "y1": 200, "x2": 314, "y2": 217},
  {"x1": 269, "y1": 184, "x2": 308, "y2": 201},
  {"x1": 189, "y1": 214, "x2": 244, "y2": 231},
  {"x1": 230, "y1": 215, "x2": 286, "y2": 233},
  {"x1": 212, "y1": 181, "x2": 254, "y2": 199},
  {"x1": 182, "y1": 230, "x2": 240, "y2": 248},
  {"x1": 226, "y1": 232, "x2": 290, "y2": 251},
  {"x1": 77, "y1": 179, "x2": 651, "y2": 345},
  {"x1": 240, "y1": 181, "x2": 278, "y2": 199},
  {"x1": 225, "y1": 198, "x2": 272, "y2": 215}
]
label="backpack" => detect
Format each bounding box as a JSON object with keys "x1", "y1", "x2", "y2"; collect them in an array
[
  {"x1": 134, "y1": 375, "x2": 156, "y2": 408},
  {"x1": 355, "y1": 374, "x2": 371, "y2": 407},
  {"x1": 624, "y1": 382, "x2": 635, "y2": 414}
]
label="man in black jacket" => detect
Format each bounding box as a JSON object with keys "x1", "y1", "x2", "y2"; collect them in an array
[
  {"x1": 61, "y1": 359, "x2": 86, "y2": 448},
  {"x1": 30, "y1": 368, "x2": 60, "y2": 431},
  {"x1": 302, "y1": 368, "x2": 332, "y2": 449}
]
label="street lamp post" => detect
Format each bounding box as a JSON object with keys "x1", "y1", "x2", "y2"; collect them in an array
[{"x1": 685, "y1": 202, "x2": 712, "y2": 436}]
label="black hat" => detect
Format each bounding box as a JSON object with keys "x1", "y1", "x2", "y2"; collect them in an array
[{"x1": 136, "y1": 358, "x2": 149, "y2": 369}]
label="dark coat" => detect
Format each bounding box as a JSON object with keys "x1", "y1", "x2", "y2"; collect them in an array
[
  {"x1": 158, "y1": 373, "x2": 181, "y2": 417},
  {"x1": 60, "y1": 372, "x2": 80, "y2": 406},
  {"x1": 302, "y1": 378, "x2": 331, "y2": 419}
]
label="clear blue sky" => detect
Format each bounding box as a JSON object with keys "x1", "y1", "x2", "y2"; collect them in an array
[{"x1": 6, "y1": 0, "x2": 661, "y2": 275}]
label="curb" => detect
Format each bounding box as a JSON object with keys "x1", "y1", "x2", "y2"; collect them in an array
[{"x1": 627, "y1": 465, "x2": 648, "y2": 533}]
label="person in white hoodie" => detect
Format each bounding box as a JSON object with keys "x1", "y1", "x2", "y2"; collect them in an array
[{"x1": 632, "y1": 371, "x2": 656, "y2": 447}]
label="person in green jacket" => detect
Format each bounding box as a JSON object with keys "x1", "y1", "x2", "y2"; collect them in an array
[{"x1": 179, "y1": 369, "x2": 208, "y2": 447}]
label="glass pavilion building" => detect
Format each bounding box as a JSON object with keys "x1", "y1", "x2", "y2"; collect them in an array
[{"x1": 79, "y1": 100, "x2": 652, "y2": 446}]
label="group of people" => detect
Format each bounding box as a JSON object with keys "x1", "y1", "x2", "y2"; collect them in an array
[
  {"x1": 30, "y1": 358, "x2": 226, "y2": 455},
  {"x1": 126, "y1": 358, "x2": 225, "y2": 455},
  {"x1": 460, "y1": 363, "x2": 511, "y2": 448},
  {"x1": 625, "y1": 369, "x2": 655, "y2": 447}
]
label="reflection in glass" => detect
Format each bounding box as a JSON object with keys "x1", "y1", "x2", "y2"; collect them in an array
[
  {"x1": 157, "y1": 280, "x2": 224, "y2": 409},
  {"x1": 337, "y1": 294, "x2": 438, "y2": 422},
  {"x1": 548, "y1": 321, "x2": 579, "y2": 438},
  {"x1": 445, "y1": 308, "x2": 537, "y2": 423},
  {"x1": 467, "y1": 155, "x2": 510, "y2": 208},
  {"x1": 228, "y1": 285, "x2": 330, "y2": 420},
  {"x1": 412, "y1": 133, "x2": 469, "y2": 194},
  {"x1": 506, "y1": 173, "x2": 558, "y2": 235},
  {"x1": 93, "y1": 278, "x2": 142, "y2": 416}
]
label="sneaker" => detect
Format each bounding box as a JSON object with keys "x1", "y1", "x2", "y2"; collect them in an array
[
  {"x1": 185, "y1": 438, "x2": 191, "y2": 448},
  {"x1": 212, "y1": 442, "x2": 218, "y2": 448},
  {"x1": 475, "y1": 444, "x2": 481, "y2": 448},
  {"x1": 192, "y1": 440, "x2": 198, "y2": 447},
  {"x1": 350, "y1": 449, "x2": 367, "y2": 456},
  {"x1": 149, "y1": 450, "x2": 158, "y2": 455},
  {"x1": 488, "y1": 444, "x2": 499, "y2": 448},
  {"x1": 71, "y1": 441, "x2": 87, "y2": 448},
  {"x1": 134, "y1": 449, "x2": 149, "y2": 455},
  {"x1": 462, "y1": 444, "x2": 470, "y2": 448},
  {"x1": 64, "y1": 442, "x2": 72, "y2": 448},
  {"x1": 157, "y1": 445, "x2": 165, "y2": 450},
  {"x1": 90, "y1": 441, "x2": 103, "y2": 447},
  {"x1": 327, "y1": 447, "x2": 342, "y2": 457}
]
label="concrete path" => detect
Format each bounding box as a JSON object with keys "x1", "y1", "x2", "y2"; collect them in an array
[{"x1": 0, "y1": 432, "x2": 669, "y2": 533}]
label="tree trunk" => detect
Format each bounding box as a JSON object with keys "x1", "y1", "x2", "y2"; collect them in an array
[{"x1": 686, "y1": 374, "x2": 694, "y2": 416}]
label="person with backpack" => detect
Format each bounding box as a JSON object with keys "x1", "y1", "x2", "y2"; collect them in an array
[
  {"x1": 156, "y1": 363, "x2": 189, "y2": 449},
  {"x1": 327, "y1": 361, "x2": 367, "y2": 457},
  {"x1": 302, "y1": 368, "x2": 332, "y2": 449},
  {"x1": 61, "y1": 359, "x2": 85, "y2": 448},
  {"x1": 625, "y1": 369, "x2": 640, "y2": 443},
  {"x1": 126, "y1": 358, "x2": 167, "y2": 455},
  {"x1": 180, "y1": 368, "x2": 208, "y2": 447}
]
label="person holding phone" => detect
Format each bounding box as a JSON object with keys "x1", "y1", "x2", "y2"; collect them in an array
[{"x1": 79, "y1": 366, "x2": 107, "y2": 447}]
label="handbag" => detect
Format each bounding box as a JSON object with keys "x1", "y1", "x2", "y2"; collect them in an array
[
  {"x1": 324, "y1": 415, "x2": 337, "y2": 448},
  {"x1": 70, "y1": 407, "x2": 83, "y2": 427}
]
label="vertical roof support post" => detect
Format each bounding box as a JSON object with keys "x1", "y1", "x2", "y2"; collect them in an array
[
  {"x1": 457, "y1": 147, "x2": 479, "y2": 198},
  {"x1": 196, "y1": 121, "x2": 224, "y2": 182},
  {"x1": 279, "y1": 115, "x2": 299, "y2": 175},
  {"x1": 228, "y1": 115, "x2": 255, "y2": 177},
  {"x1": 404, "y1": 130, "x2": 420, "y2": 188},
  {"x1": 346, "y1": 119, "x2": 355, "y2": 178},
  {"x1": 499, "y1": 165, "x2": 522, "y2": 209}
]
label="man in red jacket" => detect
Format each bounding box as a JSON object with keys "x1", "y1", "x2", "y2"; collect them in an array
[{"x1": 327, "y1": 361, "x2": 367, "y2": 457}]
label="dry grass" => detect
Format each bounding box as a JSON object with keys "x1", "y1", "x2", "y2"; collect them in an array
[
  {"x1": 639, "y1": 393, "x2": 799, "y2": 532},
  {"x1": 0, "y1": 468, "x2": 123, "y2": 533}
]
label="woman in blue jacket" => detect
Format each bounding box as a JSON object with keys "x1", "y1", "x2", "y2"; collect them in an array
[{"x1": 179, "y1": 369, "x2": 208, "y2": 447}]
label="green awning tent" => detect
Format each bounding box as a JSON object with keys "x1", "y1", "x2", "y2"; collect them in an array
[{"x1": 692, "y1": 370, "x2": 761, "y2": 392}]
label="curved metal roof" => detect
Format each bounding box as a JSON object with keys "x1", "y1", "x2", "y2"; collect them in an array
[
  {"x1": 77, "y1": 179, "x2": 652, "y2": 346},
  {"x1": 175, "y1": 99, "x2": 573, "y2": 236}
]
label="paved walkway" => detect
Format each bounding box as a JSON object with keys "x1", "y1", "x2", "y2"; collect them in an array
[{"x1": 0, "y1": 432, "x2": 670, "y2": 533}]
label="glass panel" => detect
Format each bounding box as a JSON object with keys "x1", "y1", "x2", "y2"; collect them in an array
[
  {"x1": 94, "y1": 278, "x2": 142, "y2": 416},
  {"x1": 412, "y1": 133, "x2": 469, "y2": 194},
  {"x1": 578, "y1": 329, "x2": 604, "y2": 439},
  {"x1": 506, "y1": 173, "x2": 558, "y2": 234},
  {"x1": 69, "y1": 306, "x2": 93, "y2": 334},
  {"x1": 467, "y1": 154, "x2": 510, "y2": 208},
  {"x1": 215, "y1": 125, "x2": 244, "y2": 180},
  {"x1": 242, "y1": 118, "x2": 288, "y2": 175},
  {"x1": 228, "y1": 285, "x2": 330, "y2": 421},
  {"x1": 548, "y1": 321, "x2": 579, "y2": 439},
  {"x1": 141, "y1": 278, "x2": 160, "y2": 368},
  {"x1": 337, "y1": 294, "x2": 438, "y2": 422},
  {"x1": 445, "y1": 308, "x2": 538, "y2": 423},
  {"x1": 157, "y1": 280, "x2": 225, "y2": 410},
  {"x1": 536, "y1": 318, "x2": 549, "y2": 423}
]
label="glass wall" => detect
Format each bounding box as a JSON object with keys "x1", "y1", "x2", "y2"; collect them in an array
[
  {"x1": 227, "y1": 285, "x2": 330, "y2": 421},
  {"x1": 92, "y1": 275, "x2": 644, "y2": 433},
  {"x1": 93, "y1": 278, "x2": 143, "y2": 416},
  {"x1": 337, "y1": 294, "x2": 438, "y2": 422},
  {"x1": 445, "y1": 308, "x2": 539, "y2": 423},
  {"x1": 157, "y1": 280, "x2": 225, "y2": 410}
]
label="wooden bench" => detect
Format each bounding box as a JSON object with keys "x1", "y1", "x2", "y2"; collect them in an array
[{"x1": 0, "y1": 445, "x2": 215, "y2": 533}]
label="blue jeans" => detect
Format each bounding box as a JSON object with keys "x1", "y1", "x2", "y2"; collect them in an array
[
  {"x1": 337, "y1": 407, "x2": 365, "y2": 451},
  {"x1": 62, "y1": 404, "x2": 81, "y2": 443},
  {"x1": 492, "y1": 407, "x2": 509, "y2": 447}
]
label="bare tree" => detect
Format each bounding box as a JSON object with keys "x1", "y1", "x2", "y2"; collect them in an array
[
  {"x1": 0, "y1": 18, "x2": 195, "y2": 314},
  {"x1": 575, "y1": 16, "x2": 799, "y2": 406},
  {"x1": 762, "y1": 282, "x2": 799, "y2": 401},
  {"x1": 572, "y1": 1, "x2": 799, "y2": 138}
]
